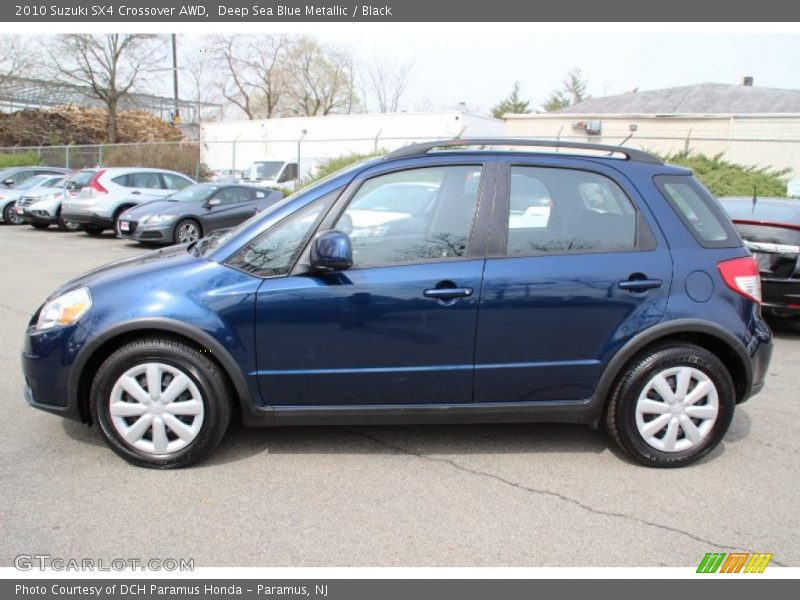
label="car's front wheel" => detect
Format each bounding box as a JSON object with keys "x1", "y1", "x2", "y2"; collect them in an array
[
  {"x1": 174, "y1": 219, "x2": 202, "y2": 244},
  {"x1": 3, "y1": 203, "x2": 23, "y2": 225},
  {"x1": 90, "y1": 337, "x2": 233, "y2": 468},
  {"x1": 606, "y1": 344, "x2": 735, "y2": 468}
]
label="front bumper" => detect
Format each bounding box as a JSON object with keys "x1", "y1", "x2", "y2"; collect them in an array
[
  {"x1": 22, "y1": 321, "x2": 85, "y2": 422},
  {"x1": 21, "y1": 208, "x2": 57, "y2": 225}
]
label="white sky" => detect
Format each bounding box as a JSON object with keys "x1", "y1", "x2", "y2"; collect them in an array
[{"x1": 174, "y1": 31, "x2": 800, "y2": 116}]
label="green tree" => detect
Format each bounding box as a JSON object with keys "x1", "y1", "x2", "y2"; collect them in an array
[
  {"x1": 664, "y1": 152, "x2": 789, "y2": 197},
  {"x1": 542, "y1": 68, "x2": 590, "y2": 112},
  {"x1": 491, "y1": 82, "x2": 531, "y2": 118}
]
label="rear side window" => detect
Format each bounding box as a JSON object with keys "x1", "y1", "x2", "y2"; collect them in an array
[
  {"x1": 655, "y1": 175, "x2": 739, "y2": 247},
  {"x1": 506, "y1": 166, "x2": 639, "y2": 256}
]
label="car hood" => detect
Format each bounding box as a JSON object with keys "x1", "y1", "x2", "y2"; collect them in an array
[
  {"x1": 122, "y1": 199, "x2": 204, "y2": 219},
  {"x1": 49, "y1": 244, "x2": 201, "y2": 299}
]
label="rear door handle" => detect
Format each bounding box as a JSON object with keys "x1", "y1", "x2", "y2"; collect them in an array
[
  {"x1": 618, "y1": 278, "x2": 662, "y2": 291},
  {"x1": 423, "y1": 287, "x2": 474, "y2": 300}
]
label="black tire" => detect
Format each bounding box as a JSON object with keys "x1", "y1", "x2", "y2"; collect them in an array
[
  {"x1": 174, "y1": 218, "x2": 202, "y2": 245},
  {"x1": 90, "y1": 337, "x2": 233, "y2": 469},
  {"x1": 30, "y1": 223, "x2": 49, "y2": 230},
  {"x1": 57, "y1": 211, "x2": 82, "y2": 232},
  {"x1": 3, "y1": 203, "x2": 23, "y2": 225},
  {"x1": 606, "y1": 344, "x2": 735, "y2": 468}
]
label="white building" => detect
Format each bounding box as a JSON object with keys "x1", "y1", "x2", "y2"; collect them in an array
[
  {"x1": 504, "y1": 82, "x2": 800, "y2": 178},
  {"x1": 200, "y1": 111, "x2": 504, "y2": 176}
]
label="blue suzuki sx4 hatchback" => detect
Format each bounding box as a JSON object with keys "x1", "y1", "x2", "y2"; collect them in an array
[{"x1": 22, "y1": 140, "x2": 773, "y2": 468}]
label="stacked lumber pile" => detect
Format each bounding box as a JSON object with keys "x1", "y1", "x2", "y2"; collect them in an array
[{"x1": 0, "y1": 105, "x2": 183, "y2": 146}]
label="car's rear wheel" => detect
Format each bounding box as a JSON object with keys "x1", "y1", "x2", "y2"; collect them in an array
[
  {"x1": 606, "y1": 344, "x2": 735, "y2": 468},
  {"x1": 82, "y1": 224, "x2": 105, "y2": 236},
  {"x1": 57, "y1": 211, "x2": 81, "y2": 231},
  {"x1": 174, "y1": 219, "x2": 202, "y2": 244},
  {"x1": 90, "y1": 337, "x2": 232, "y2": 469},
  {"x1": 3, "y1": 204, "x2": 23, "y2": 225}
]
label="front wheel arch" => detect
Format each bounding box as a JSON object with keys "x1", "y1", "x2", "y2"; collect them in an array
[{"x1": 73, "y1": 322, "x2": 251, "y2": 424}]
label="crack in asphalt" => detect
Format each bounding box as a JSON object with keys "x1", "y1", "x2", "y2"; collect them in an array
[
  {"x1": 0, "y1": 303, "x2": 30, "y2": 317},
  {"x1": 342, "y1": 427, "x2": 789, "y2": 567}
]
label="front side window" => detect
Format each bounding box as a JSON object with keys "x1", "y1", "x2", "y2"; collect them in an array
[
  {"x1": 333, "y1": 165, "x2": 483, "y2": 268},
  {"x1": 162, "y1": 173, "x2": 192, "y2": 190},
  {"x1": 506, "y1": 166, "x2": 638, "y2": 256},
  {"x1": 226, "y1": 191, "x2": 337, "y2": 277}
]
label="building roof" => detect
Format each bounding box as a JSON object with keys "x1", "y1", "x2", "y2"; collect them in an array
[{"x1": 555, "y1": 83, "x2": 800, "y2": 116}]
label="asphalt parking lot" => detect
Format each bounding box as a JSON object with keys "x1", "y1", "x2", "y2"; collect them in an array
[{"x1": 1, "y1": 224, "x2": 798, "y2": 568}]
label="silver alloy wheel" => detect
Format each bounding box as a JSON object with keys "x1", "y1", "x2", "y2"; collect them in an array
[
  {"x1": 5, "y1": 206, "x2": 23, "y2": 225},
  {"x1": 108, "y1": 362, "x2": 204, "y2": 456},
  {"x1": 177, "y1": 221, "x2": 200, "y2": 244},
  {"x1": 635, "y1": 366, "x2": 719, "y2": 453}
]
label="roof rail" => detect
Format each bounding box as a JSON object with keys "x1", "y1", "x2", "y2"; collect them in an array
[{"x1": 383, "y1": 138, "x2": 663, "y2": 165}]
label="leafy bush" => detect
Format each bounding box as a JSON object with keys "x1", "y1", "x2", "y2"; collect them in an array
[
  {"x1": 0, "y1": 151, "x2": 41, "y2": 168},
  {"x1": 102, "y1": 143, "x2": 210, "y2": 181},
  {"x1": 663, "y1": 152, "x2": 789, "y2": 197},
  {"x1": 300, "y1": 150, "x2": 385, "y2": 188}
]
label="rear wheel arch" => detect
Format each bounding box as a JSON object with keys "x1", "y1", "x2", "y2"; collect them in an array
[
  {"x1": 71, "y1": 321, "x2": 251, "y2": 424},
  {"x1": 594, "y1": 321, "x2": 752, "y2": 424}
]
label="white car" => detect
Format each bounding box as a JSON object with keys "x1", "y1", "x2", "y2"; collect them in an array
[
  {"x1": 1, "y1": 173, "x2": 69, "y2": 225},
  {"x1": 60, "y1": 167, "x2": 195, "y2": 235}
]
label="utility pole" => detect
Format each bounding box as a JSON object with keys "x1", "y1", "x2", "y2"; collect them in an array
[{"x1": 171, "y1": 34, "x2": 180, "y2": 124}]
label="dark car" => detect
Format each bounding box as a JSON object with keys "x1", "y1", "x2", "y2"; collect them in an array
[
  {"x1": 117, "y1": 183, "x2": 283, "y2": 245},
  {"x1": 719, "y1": 196, "x2": 800, "y2": 317},
  {"x1": 22, "y1": 139, "x2": 772, "y2": 469}
]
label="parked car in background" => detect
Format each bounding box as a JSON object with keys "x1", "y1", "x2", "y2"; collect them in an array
[
  {"x1": 1, "y1": 173, "x2": 69, "y2": 225},
  {"x1": 719, "y1": 196, "x2": 800, "y2": 318},
  {"x1": 60, "y1": 168, "x2": 195, "y2": 236},
  {"x1": 16, "y1": 174, "x2": 84, "y2": 231},
  {"x1": 117, "y1": 183, "x2": 282, "y2": 245},
  {"x1": 23, "y1": 139, "x2": 772, "y2": 469},
  {"x1": 242, "y1": 160, "x2": 299, "y2": 191},
  {"x1": 0, "y1": 166, "x2": 70, "y2": 191},
  {"x1": 208, "y1": 169, "x2": 244, "y2": 182}
]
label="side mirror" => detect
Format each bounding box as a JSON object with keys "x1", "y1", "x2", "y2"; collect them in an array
[
  {"x1": 3, "y1": 178, "x2": 14, "y2": 187},
  {"x1": 206, "y1": 198, "x2": 222, "y2": 207},
  {"x1": 310, "y1": 230, "x2": 353, "y2": 272}
]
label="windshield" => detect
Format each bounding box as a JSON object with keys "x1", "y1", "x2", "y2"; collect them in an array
[
  {"x1": 247, "y1": 162, "x2": 284, "y2": 180},
  {"x1": 168, "y1": 184, "x2": 217, "y2": 202},
  {"x1": 15, "y1": 175, "x2": 50, "y2": 190}
]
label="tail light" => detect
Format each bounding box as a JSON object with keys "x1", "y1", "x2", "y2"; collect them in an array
[
  {"x1": 718, "y1": 256, "x2": 761, "y2": 304},
  {"x1": 90, "y1": 170, "x2": 107, "y2": 194}
]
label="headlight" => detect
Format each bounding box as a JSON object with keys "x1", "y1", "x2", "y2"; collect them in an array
[
  {"x1": 140, "y1": 214, "x2": 177, "y2": 226},
  {"x1": 36, "y1": 288, "x2": 92, "y2": 330}
]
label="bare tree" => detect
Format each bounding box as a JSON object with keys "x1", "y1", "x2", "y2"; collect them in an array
[
  {"x1": 47, "y1": 34, "x2": 163, "y2": 143},
  {"x1": 285, "y1": 37, "x2": 360, "y2": 116},
  {"x1": 211, "y1": 34, "x2": 290, "y2": 119},
  {"x1": 0, "y1": 35, "x2": 35, "y2": 87},
  {"x1": 180, "y1": 42, "x2": 224, "y2": 122},
  {"x1": 365, "y1": 59, "x2": 413, "y2": 113}
]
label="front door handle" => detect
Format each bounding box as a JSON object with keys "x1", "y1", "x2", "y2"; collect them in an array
[
  {"x1": 423, "y1": 287, "x2": 474, "y2": 300},
  {"x1": 618, "y1": 277, "x2": 662, "y2": 291}
]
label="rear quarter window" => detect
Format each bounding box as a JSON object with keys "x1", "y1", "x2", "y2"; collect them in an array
[{"x1": 654, "y1": 175, "x2": 740, "y2": 248}]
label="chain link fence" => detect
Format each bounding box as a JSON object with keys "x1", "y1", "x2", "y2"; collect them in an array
[{"x1": 1, "y1": 134, "x2": 799, "y2": 187}]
